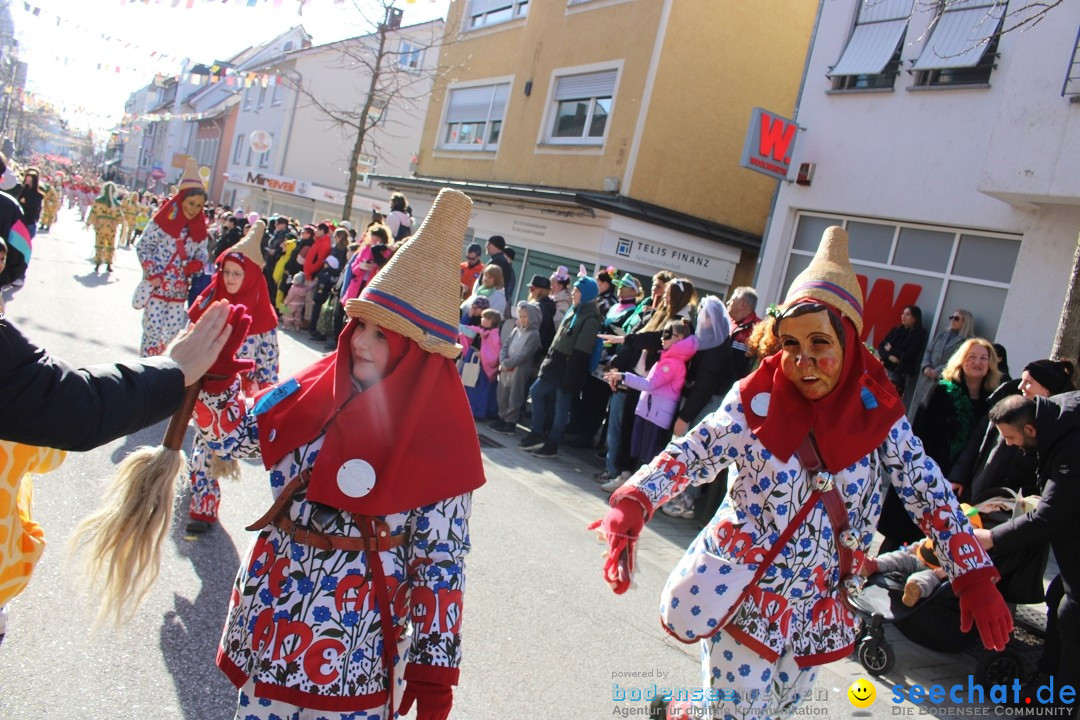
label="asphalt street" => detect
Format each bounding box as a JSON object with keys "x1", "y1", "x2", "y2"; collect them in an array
[{"x1": 0, "y1": 207, "x2": 1001, "y2": 719}]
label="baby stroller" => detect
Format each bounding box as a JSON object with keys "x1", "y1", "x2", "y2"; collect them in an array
[{"x1": 849, "y1": 539, "x2": 1050, "y2": 688}]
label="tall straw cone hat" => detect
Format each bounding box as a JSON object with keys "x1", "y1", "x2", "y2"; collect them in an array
[
  {"x1": 346, "y1": 188, "x2": 473, "y2": 359},
  {"x1": 783, "y1": 225, "x2": 865, "y2": 335},
  {"x1": 226, "y1": 220, "x2": 265, "y2": 266},
  {"x1": 178, "y1": 156, "x2": 204, "y2": 193}
]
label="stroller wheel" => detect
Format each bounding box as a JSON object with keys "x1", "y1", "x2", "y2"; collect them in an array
[
  {"x1": 975, "y1": 650, "x2": 1025, "y2": 688},
  {"x1": 858, "y1": 638, "x2": 895, "y2": 676}
]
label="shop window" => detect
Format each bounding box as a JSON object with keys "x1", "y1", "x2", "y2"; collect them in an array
[
  {"x1": 952, "y1": 234, "x2": 1019, "y2": 284},
  {"x1": 514, "y1": 247, "x2": 591, "y2": 306},
  {"x1": 828, "y1": 0, "x2": 913, "y2": 91},
  {"x1": 466, "y1": 0, "x2": 528, "y2": 30},
  {"x1": 911, "y1": 0, "x2": 1003, "y2": 87},
  {"x1": 545, "y1": 68, "x2": 617, "y2": 146},
  {"x1": 893, "y1": 227, "x2": 953, "y2": 272},
  {"x1": 785, "y1": 213, "x2": 1019, "y2": 346},
  {"x1": 440, "y1": 82, "x2": 510, "y2": 152}
]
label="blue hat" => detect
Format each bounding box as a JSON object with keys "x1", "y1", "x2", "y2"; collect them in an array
[{"x1": 574, "y1": 276, "x2": 599, "y2": 304}]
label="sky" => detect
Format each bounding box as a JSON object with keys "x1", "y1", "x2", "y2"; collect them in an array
[{"x1": 10, "y1": 0, "x2": 452, "y2": 136}]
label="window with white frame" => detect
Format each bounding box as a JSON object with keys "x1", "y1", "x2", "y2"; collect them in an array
[
  {"x1": 257, "y1": 85, "x2": 268, "y2": 109},
  {"x1": 783, "y1": 213, "x2": 1020, "y2": 345},
  {"x1": 440, "y1": 82, "x2": 510, "y2": 151},
  {"x1": 828, "y1": 0, "x2": 913, "y2": 91},
  {"x1": 258, "y1": 135, "x2": 273, "y2": 168},
  {"x1": 246, "y1": 145, "x2": 254, "y2": 167},
  {"x1": 546, "y1": 68, "x2": 616, "y2": 145},
  {"x1": 398, "y1": 41, "x2": 423, "y2": 71},
  {"x1": 243, "y1": 88, "x2": 253, "y2": 111},
  {"x1": 233, "y1": 133, "x2": 246, "y2": 163},
  {"x1": 466, "y1": 0, "x2": 528, "y2": 30},
  {"x1": 271, "y1": 81, "x2": 284, "y2": 106},
  {"x1": 911, "y1": 0, "x2": 1003, "y2": 87}
]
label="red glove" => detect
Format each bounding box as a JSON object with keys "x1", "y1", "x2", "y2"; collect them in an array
[
  {"x1": 184, "y1": 260, "x2": 204, "y2": 277},
  {"x1": 399, "y1": 680, "x2": 453, "y2": 720},
  {"x1": 953, "y1": 567, "x2": 1012, "y2": 651},
  {"x1": 202, "y1": 304, "x2": 255, "y2": 393},
  {"x1": 588, "y1": 498, "x2": 645, "y2": 594}
]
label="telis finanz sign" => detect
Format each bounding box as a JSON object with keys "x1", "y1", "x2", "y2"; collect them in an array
[{"x1": 741, "y1": 107, "x2": 799, "y2": 181}]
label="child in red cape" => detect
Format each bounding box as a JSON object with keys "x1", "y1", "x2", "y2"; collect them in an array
[
  {"x1": 194, "y1": 188, "x2": 485, "y2": 720},
  {"x1": 185, "y1": 220, "x2": 280, "y2": 533}
]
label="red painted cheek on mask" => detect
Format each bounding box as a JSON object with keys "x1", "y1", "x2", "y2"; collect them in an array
[{"x1": 817, "y1": 355, "x2": 842, "y2": 383}]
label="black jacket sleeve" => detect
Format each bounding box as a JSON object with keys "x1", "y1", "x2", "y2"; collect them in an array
[{"x1": 0, "y1": 319, "x2": 186, "y2": 451}]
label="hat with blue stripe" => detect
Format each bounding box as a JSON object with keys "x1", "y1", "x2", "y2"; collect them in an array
[
  {"x1": 783, "y1": 225, "x2": 865, "y2": 335},
  {"x1": 346, "y1": 188, "x2": 472, "y2": 359}
]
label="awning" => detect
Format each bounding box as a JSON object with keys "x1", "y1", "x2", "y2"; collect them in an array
[
  {"x1": 828, "y1": 0, "x2": 913, "y2": 77},
  {"x1": 912, "y1": 0, "x2": 1004, "y2": 70}
]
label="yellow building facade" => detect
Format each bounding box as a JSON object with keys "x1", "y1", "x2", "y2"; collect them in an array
[{"x1": 379, "y1": 0, "x2": 816, "y2": 301}]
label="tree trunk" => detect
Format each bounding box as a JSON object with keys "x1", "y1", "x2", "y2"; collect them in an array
[
  {"x1": 1050, "y1": 234, "x2": 1080, "y2": 364},
  {"x1": 341, "y1": 17, "x2": 389, "y2": 222}
]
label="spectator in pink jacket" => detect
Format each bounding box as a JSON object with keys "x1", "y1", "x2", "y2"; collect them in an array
[{"x1": 605, "y1": 318, "x2": 697, "y2": 465}]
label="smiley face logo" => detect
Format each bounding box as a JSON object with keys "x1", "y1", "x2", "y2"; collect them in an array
[{"x1": 847, "y1": 678, "x2": 876, "y2": 708}]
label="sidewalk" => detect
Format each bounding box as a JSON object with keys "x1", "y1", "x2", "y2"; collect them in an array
[{"x1": 473, "y1": 418, "x2": 1061, "y2": 718}]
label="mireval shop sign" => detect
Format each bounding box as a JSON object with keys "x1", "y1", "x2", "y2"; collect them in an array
[
  {"x1": 740, "y1": 107, "x2": 799, "y2": 181},
  {"x1": 239, "y1": 171, "x2": 347, "y2": 205}
]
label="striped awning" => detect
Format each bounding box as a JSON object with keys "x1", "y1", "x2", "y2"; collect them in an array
[
  {"x1": 912, "y1": 0, "x2": 1005, "y2": 70},
  {"x1": 828, "y1": 0, "x2": 913, "y2": 77}
]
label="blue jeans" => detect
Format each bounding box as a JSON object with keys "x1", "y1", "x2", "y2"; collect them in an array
[
  {"x1": 529, "y1": 376, "x2": 573, "y2": 445},
  {"x1": 605, "y1": 391, "x2": 626, "y2": 476}
]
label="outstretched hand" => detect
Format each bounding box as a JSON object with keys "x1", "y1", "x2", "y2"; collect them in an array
[
  {"x1": 588, "y1": 498, "x2": 645, "y2": 594},
  {"x1": 168, "y1": 299, "x2": 231, "y2": 385},
  {"x1": 956, "y1": 572, "x2": 1013, "y2": 651}
]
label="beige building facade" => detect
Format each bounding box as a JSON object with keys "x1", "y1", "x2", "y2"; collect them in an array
[{"x1": 377, "y1": 0, "x2": 816, "y2": 302}]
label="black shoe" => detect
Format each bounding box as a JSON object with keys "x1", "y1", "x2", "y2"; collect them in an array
[
  {"x1": 519, "y1": 433, "x2": 545, "y2": 450},
  {"x1": 493, "y1": 422, "x2": 517, "y2": 436},
  {"x1": 185, "y1": 520, "x2": 212, "y2": 534},
  {"x1": 531, "y1": 441, "x2": 558, "y2": 458}
]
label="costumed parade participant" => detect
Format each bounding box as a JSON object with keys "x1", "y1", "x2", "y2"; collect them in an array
[
  {"x1": 135, "y1": 158, "x2": 209, "y2": 356},
  {"x1": 591, "y1": 227, "x2": 1012, "y2": 720},
  {"x1": 39, "y1": 176, "x2": 60, "y2": 232},
  {"x1": 185, "y1": 220, "x2": 280, "y2": 533},
  {"x1": 120, "y1": 188, "x2": 141, "y2": 247},
  {"x1": 86, "y1": 181, "x2": 125, "y2": 274},
  {"x1": 192, "y1": 188, "x2": 483, "y2": 718}
]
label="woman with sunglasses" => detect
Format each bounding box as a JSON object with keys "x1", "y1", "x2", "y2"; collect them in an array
[{"x1": 911, "y1": 308, "x2": 974, "y2": 410}]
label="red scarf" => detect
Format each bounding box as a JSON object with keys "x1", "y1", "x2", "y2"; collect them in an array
[
  {"x1": 151, "y1": 188, "x2": 208, "y2": 243},
  {"x1": 255, "y1": 322, "x2": 486, "y2": 515},
  {"x1": 739, "y1": 308, "x2": 903, "y2": 474},
  {"x1": 188, "y1": 252, "x2": 278, "y2": 335}
]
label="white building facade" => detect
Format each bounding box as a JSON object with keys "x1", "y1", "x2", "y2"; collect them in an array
[
  {"x1": 221, "y1": 20, "x2": 442, "y2": 224},
  {"x1": 755, "y1": 0, "x2": 1080, "y2": 371}
]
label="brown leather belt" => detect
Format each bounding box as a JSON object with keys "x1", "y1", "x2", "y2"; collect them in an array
[
  {"x1": 272, "y1": 514, "x2": 405, "y2": 553},
  {"x1": 247, "y1": 469, "x2": 406, "y2": 553}
]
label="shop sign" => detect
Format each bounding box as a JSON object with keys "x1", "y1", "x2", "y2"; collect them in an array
[
  {"x1": 239, "y1": 170, "x2": 346, "y2": 205},
  {"x1": 740, "y1": 107, "x2": 798, "y2": 181},
  {"x1": 612, "y1": 236, "x2": 734, "y2": 285}
]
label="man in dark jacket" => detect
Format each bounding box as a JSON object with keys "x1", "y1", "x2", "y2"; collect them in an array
[
  {"x1": 486, "y1": 235, "x2": 515, "y2": 303},
  {"x1": 520, "y1": 276, "x2": 602, "y2": 459},
  {"x1": 976, "y1": 391, "x2": 1080, "y2": 705},
  {"x1": 0, "y1": 300, "x2": 231, "y2": 451}
]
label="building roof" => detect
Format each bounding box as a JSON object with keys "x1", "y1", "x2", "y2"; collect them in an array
[{"x1": 369, "y1": 174, "x2": 762, "y2": 252}]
